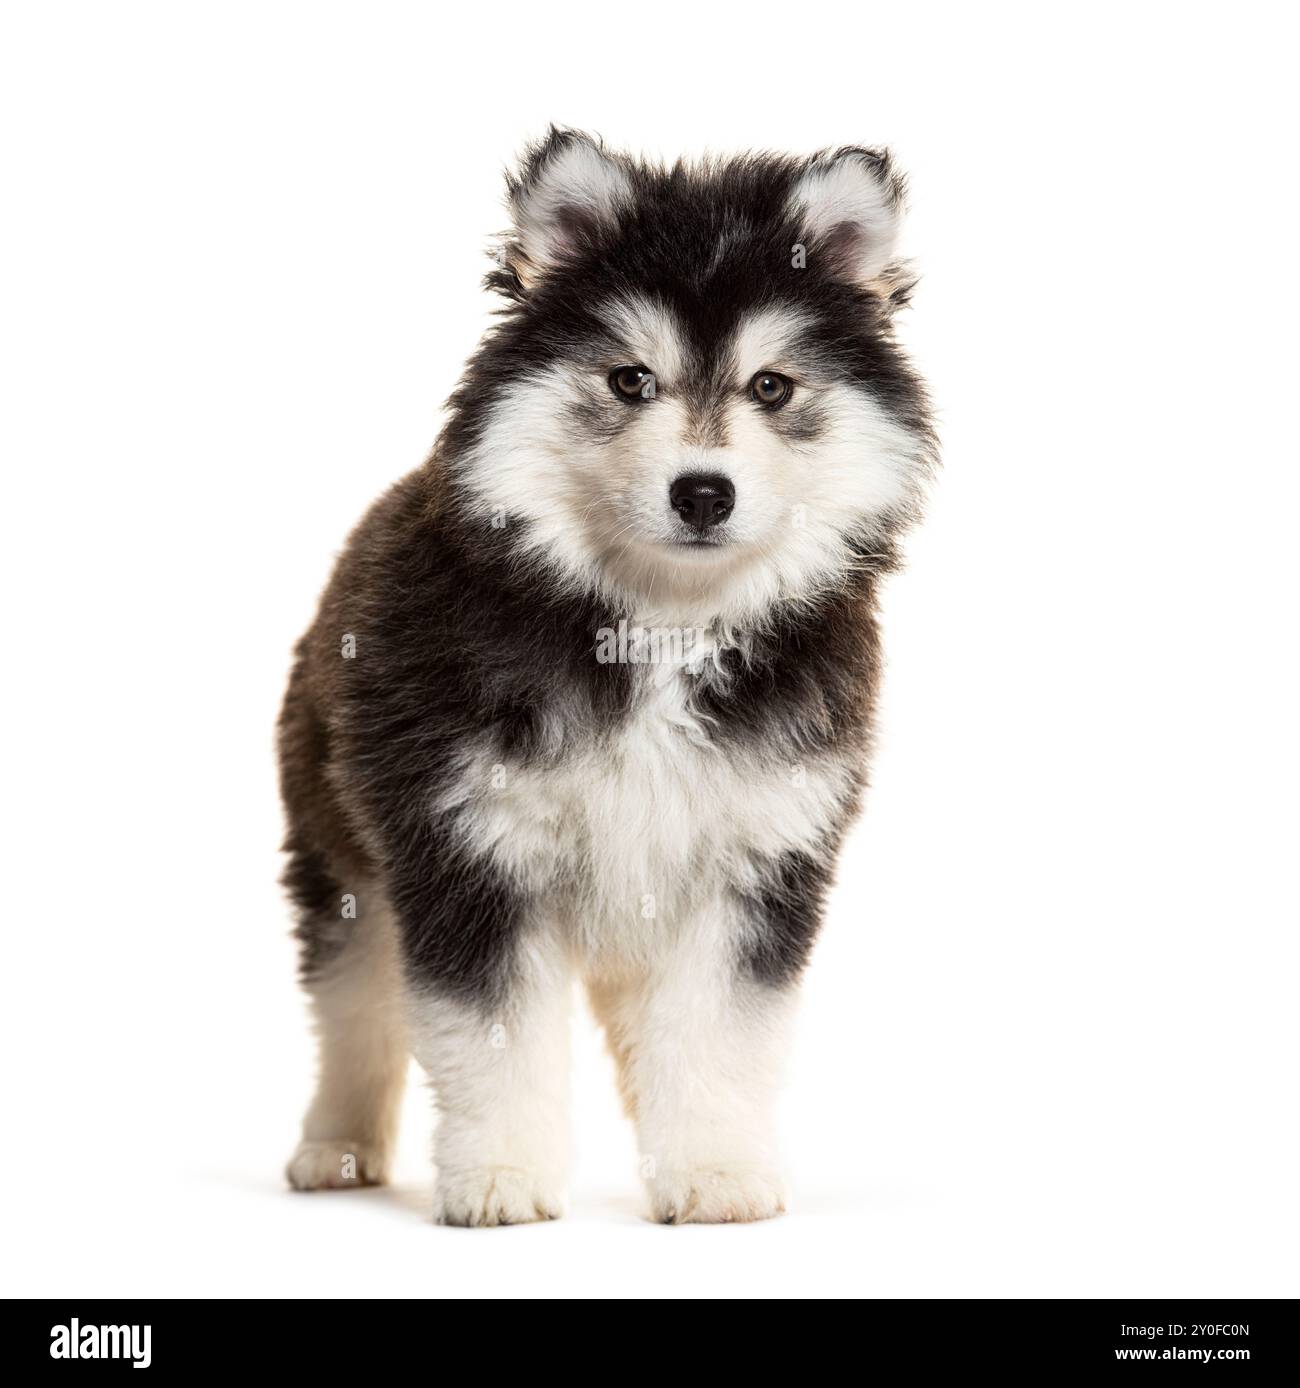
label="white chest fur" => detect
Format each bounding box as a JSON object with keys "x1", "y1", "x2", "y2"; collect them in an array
[{"x1": 437, "y1": 656, "x2": 854, "y2": 967}]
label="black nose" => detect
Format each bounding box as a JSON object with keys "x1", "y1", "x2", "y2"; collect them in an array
[{"x1": 669, "y1": 474, "x2": 735, "y2": 532}]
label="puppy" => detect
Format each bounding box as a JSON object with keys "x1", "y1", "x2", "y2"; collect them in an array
[{"x1": 280, "y1": 128, "x2": 936, "y2": 1224}]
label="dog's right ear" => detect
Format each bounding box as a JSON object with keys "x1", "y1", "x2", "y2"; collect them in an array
[{"x1": 491, "y1": 128, "x2": 632, "y2": 297}]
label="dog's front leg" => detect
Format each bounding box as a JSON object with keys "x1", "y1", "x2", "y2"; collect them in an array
[
  {"x1": 591, "y1": 912, "x2": 798, "y2": 1224},
  {"x1": 405, "y1": 927, "x2": 572, "y2": 1227}
]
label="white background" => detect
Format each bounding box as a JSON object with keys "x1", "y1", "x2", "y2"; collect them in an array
[{"x1": 2, "y1": 1, "x2": 1296, "y2": 1299}]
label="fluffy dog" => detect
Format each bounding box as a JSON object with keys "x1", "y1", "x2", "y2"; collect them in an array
[{"x1": 279, "y1": 128, "x2": 936, "y2": 1224}]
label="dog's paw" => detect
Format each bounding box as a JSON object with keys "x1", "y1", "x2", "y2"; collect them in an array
[
  {"x1": 648, "y1": 1166, "x2": 787, "y2": 1224},
  {"x1": 434, "y1": 1166, "x2": 564, "y2": 1227},
  {"x1": 286, "y1": 1138, "x2": 388, "y2": 1190}
]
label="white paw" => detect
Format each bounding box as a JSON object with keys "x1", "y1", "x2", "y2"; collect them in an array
[
  {"x1": 286, "y1": 1138, "x2": 388, "y2": 1190},
  {"x1": 648, "y1": 1166, "x2": 787, "y2": 1224},
  {"x1": 434, "y1": 1166, "x2": 564, "y2": 1227}
]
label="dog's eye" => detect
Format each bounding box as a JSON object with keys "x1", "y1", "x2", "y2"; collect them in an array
[
  {"x1": 610, "y1": 365, "x2": 656, "y2": 401},
  {"x1": 750, "y1": 372, "x2": 792, "y2": 408}
]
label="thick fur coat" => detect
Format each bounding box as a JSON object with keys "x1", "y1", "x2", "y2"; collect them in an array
[{"x1": 279, "y1": 128, "x2": 936, "y2": 1224}]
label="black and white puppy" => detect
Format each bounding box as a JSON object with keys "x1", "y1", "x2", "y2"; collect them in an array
[{"x1": 279, "y1": 129, "x2": 936, "y2": 1224}]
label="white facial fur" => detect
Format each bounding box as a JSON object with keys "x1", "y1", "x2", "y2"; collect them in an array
[{"x1": 458, "y1": 294, "x2": 927, "y2": 625}]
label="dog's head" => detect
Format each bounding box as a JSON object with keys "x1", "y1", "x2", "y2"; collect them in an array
[{"x1": 444, "y1": 128, "x2": 935, "y2": 622}]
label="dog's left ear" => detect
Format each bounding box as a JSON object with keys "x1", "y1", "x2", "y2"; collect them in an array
[
  {"x1": 497, "y1": 127, "x2": 632, "y2": 294},
  {"x1": 787, "y1": 147, "x2": 911, "y2": 301}
]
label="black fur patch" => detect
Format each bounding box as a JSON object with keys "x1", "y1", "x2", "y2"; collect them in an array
[{"x1": 735, "y1": 848, "x2": 842, "y2": 986}]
